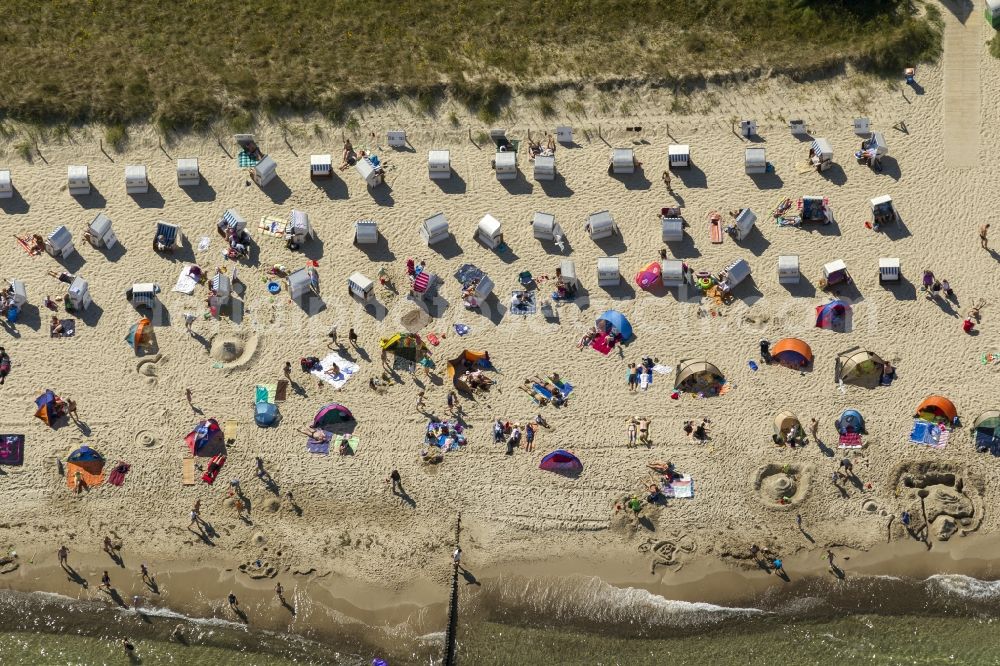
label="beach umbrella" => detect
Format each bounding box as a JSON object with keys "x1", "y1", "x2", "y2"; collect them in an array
[{"x1": 595, "y1": 310, "x2": 633, "y2": 341}]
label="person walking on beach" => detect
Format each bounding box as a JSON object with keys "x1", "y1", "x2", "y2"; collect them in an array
[
  {"x1": 140, "y1": 563, "x2": 152, "y2": 586},
  {"x1": 826, "y1": 549, "x2": 836, "y2": 572},
  {"x1": 749, "y1": 544, "x2": 760, "y2": 563},
  {"x1": 348, "y1": 328, "x2": 359, "y2": 347},
  {"x1": 275, "y1": 582, "x2": 285, "y2": 603},
  {"x1": 327, "y1": 324, "x2": 338, "y2": 348},
  {"x1": 416, "y1": 391, "x2": 426, "y2": 413},
  {"x1": 228, "y1": 592, "x2": 239, "y2": 611},
  {"x1": 189, "y1": 506, "x2": 202, "y2": 530},
  {"x1": 64, "y1": 398, "x2": 79, "y2": 423},
  {"x1": 839, "y1": 458, "x2": 855, "y2": 479},
  {"x1": 101, "y1": 570, "x2": 112, "y2": 592},
  {"x1": 452, "y1": 547, "x2": 463, "y2": 571},
  {"x1": 447, "y1": 391, "x2": 458, "y2": 415},
  {"x1": 771, "y1": 558, "x2": 783, "y2": 575},
  {"x1": 661, "y1": 170, "x2": 672, "y2": 191},
  {"x1": 387, "y1": 469, "x2": 402, "y2": 494},
  {"x1": 185, "y1": 388, "x2": 194, "y2": 410},
  {"x1": 283, "y1": 361, "x2": 292, "y2": 380},
  {"x1": 980, "y1": 224, "x2": 990, "y2": 250},
  {"x1": 809, "y1": 418, "x2": 819, "y2": 440},
  {"x1": 57, "y1": 544, "x2": 69, "y2": 568},
  {"x1": 183, "y1": 312, "x2": 196, "y2": 335}
]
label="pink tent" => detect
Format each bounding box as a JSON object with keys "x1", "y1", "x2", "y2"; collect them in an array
[{"x1": 634, "y1": 262, "x2": 662, "y2": 290}]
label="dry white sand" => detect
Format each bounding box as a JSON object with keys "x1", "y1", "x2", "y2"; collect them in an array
[{"x1": 1, "y1": 29, "x2": 1000, "y2": 611}]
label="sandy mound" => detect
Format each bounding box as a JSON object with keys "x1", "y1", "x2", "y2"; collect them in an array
[
  {"x1": 134, "y1": 430, "x2": 158, "y2": 448},
  {"x1": 755, "y1": 463, "x2": 812, "y2": 508},
  {"x1": 207, "y1": 332, "x2": 258, "y2": 369},
  {"x1": 894, "y1": 462, "x2": 984, "y2": 540}
]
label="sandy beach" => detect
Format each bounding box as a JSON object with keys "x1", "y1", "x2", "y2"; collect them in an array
[{"x1": 1, "y1": 5, "x2": 1000, "y2": 659}]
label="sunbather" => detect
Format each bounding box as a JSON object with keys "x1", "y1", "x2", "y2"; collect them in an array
[
  {"x1": 638, "y1": 418, "x2": 651, "y2": 445},
  {"x1": 296, "y1": 427, "x2": 328, "y2": 444},
  {"x1": 50, "y1": 316, "x2": 64, "y2": 337},
  {"x1": 627, "y1": 420, "x2": 637, "y2": 447}
]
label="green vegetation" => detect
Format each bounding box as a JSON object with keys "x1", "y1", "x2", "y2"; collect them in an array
[
  {"x1": 991, "y1": 31, "x2": 1000, "y2": 60},
  {"x1": 0, "y1": 1, "x2": 941, "y2": 126},
  {"x1": 104, "y1": 124, "x2": 127, "y2": 151}
]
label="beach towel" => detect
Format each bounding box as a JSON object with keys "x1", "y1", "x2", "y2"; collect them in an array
[
  {"x1": 709, "y1": 215, "x2": 723, "y2": 244},
  {"x1": 974, "y1": 430, "x2": 1000, "y2": 454},
  {"x1": 173, "y1": 266, "x2": 199, "y2": 295},
  {"x1": 107, "y1": 462, "x2": 130, "y2": 487},
  {"x1": 275, "y1": 380, "x2": 288, "y2": 402},
  {"x1": 255, "y1": 384, "x2": 276, "y2": 403},
  {"x1": 591, "y1": 334, "x2": 614, "y2": 356},
  {"x1": 224, "y1": 420, "x2": 237, "y2": 443},
  {"x1": 910, "y1": 420, "x2": 949, "y2": 449},
  {"x1": 838, "y1": 432, "x2": 863, "y2": 449},
  {"x1": 310, "y1": 352, "x2": 359, "y2": 389},
  {"x1": 662, "y1": 475, "x2": 694, "y2": 499},
  {"x1": 532, "y1": 383, "x2": 553, "y2": 400},
  {"x1": 66, "y1": 462, "x2": 104, "y2": 490},
  {"x1": 60, "y1": 319, "x2": 76, "y2": 337},
  {"x1": 652, "y1": 364, "x2": 672, "y2": 375},
  {"x1": 237, "y1": 151, "x2": 260, "y2": 168},
  {"x1": 201, "y1": 454, "x2": 225, "y2": 484},
  {"x1": 639, "y1": 372, "x2": 652, "y2": 390},
  {"x1": 257, "y1": 216, "x2": 288, "y2": 238},
  {"x1": 510, "y1": 291, "x2": 537, "y2": 315},
  {"x1": 454, "y1": 324, "x2": 470, "y2": 336},
  {"x1": 393, "y1": 356, "x2": 415, "y2": 373},
  {"x1": 182, "y1": 458, "x2": 195, "y2": 485},
  {"x1": 307, "y1": 430, "x2": 333, "y2": 455},
  {"x1": 335, "y1": 434, "x2": 359, "y2": 455},
  {"x1": 553, "y1": 379, "x2": 574, "y2": 396},
  {"x1": 0, "y1": 435, "x2": 24, "y2": 466}
]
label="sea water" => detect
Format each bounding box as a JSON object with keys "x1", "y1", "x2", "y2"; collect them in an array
[{"x1": 5, "y1": 573, "x2": 1000, "y2": 665}]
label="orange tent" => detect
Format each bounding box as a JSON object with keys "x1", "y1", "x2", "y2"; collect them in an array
[
  {"x1": 447, "y1": 350, "x2": 490, "y2": 391},
  {"x1": 771, "y1": 338, "x2": 813, "y2": 367},
  {"x1": 916, "y1": 395, "x2": 957, "y2": 422}
]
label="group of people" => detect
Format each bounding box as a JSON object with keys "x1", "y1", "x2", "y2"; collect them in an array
[
  {"x1": 493, "y1": 418, "x2": 539, "y2": 455},
  {"x1": 626, "y1": 417, "x2": 652, "y2": 447},
  {"x1": 526, "y1": 135, "x2": 557, "y2": 160},
  {"x1": 626, "y1": 358, "x2": 657, "y2": 391},
  {"x1": 217, "y1": 221, "x2": 251, "y2": 260},
  {"x1": 0, "y1": 280, "x2": 24, "y2": 323},
  {"x1": 552, "y1": 266, "x2": 578, "y2": 301}
]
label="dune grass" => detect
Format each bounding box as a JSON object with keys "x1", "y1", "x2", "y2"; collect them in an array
[{"x1": 0, "y1": 0, "x2": 941, "y2": 128}]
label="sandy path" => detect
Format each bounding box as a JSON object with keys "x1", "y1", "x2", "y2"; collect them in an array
[{"x1": 942, "y1": 0, "x2": 982, "y2": 168}]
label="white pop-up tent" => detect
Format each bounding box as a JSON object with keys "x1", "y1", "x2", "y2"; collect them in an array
[
  {"x1": 428, "y1": 150, "x2": 451, "y2": 179},
  {"x1": 354, "y1": 219, "x2": 378, "y2": 245},
  {"x1": 661, "y1": 259, "x2": 688, "y2": 287},
  {"x1": 597, "y1": 257, "x2": 620, "y2": 287},
  {"x1": 586, "y1": 210, "x2": 618, "y2": 240},
  {"x1": 729, "y1": 209, "x2": 757, "y2": 241},
  {"x1": 348, "y1": 272, "x2": 375, "y2": 302},
  {"x1": 356, "y1": 156, "x2": 384, "y2": 188},
  {"x1": 810, "y1": 138, "x2": 834, "y2": 172},
  {"x1": 778, "y1": 255, "x2": 800, "y2": 285},
  {"x1": 420, "y1": 212, "x2": 450, "y2": 245},
  {"x1": 86, "y1": 213, "x2": 118, "y2": 249},
  {"x1": 668, "y1": 144, "x2": 690, "y2": 168},
  {"x1": 533, "y1": 212, "x2": 563, "y2": 244},
  {"x1": 8, "y1": 279, "x2": 27, "y2": 307},
  {"x1": 0, "y1": 170, "x2": 11, "y2": 198},
  {"x1": 251, "y1": 156, "x2": 277, "y2": 187},
  {"x1": 661, "y1": 216, "x2": 683, "y2": 242},
  {"x1": 387, "y1": 130, "x2": 407, "y2": 148},
  {"x1": 610, "y1": 148, "x2": 636, "y2": 174},
  {"x1": 745, "y1": 148, "x2": 766, "y2": 175},
  {"x1": 286, "y1": 209, "x2": 313, "y2": 249},
  {"x1": 310, "y1": 154, "x2": 332, "y2": 178},
  {"x1": 177, "y1": 158, "x2": 200, "y2": 187},
  {"x1": 534, "y1": 155, "x2": 555, "y2": 181},
  {"x1": 67, "y1": 277, "x2": 92, "y2": 311},
  {"x1": 46, "y1": 226, "x2": 75, "y2": 259},
  {"x1": 494, "y1": 151, "x2": 517, "y2": 181},
  {"x1": 286, "y1": 266, "x2": 319, "y2": 300},
  {"x1": 125, "y1": 165, "x2": 148, "y2": 194},
  {"x1": 68, "y1": 165, "x2": 90, "y2": 195},
  {"x1": 476, "y1": 214, "x2": 503, "y2": 249}
]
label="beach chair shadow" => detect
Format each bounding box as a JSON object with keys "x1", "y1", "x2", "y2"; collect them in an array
[
  {"x1": 0, "y1": 188, "x2": 29, "y2": 214},
  {"x1": 183, "y1": 179, "x2": 216, "y2": 202}
]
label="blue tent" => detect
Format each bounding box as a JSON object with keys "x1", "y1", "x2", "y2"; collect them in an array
[
  {"x1": 67, "y1": 445, "x2": 104, "y2": 463},
  {"x1": 815, "y1": 301, "x2": 852, "y2": 332},
  {"x1": 255, "y1": 402, "x2": 279, "y2": 427},
  {"x1": 596, "y1": 310, "x2": 633, "y2": 341},
  {"x1": 836, "y1": 409, "x2": 865, "y2": 434}
]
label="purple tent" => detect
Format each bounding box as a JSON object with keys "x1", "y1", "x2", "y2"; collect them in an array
[
  {"x1": 185, "y1": 418, "x2": 221, "y2": 456},
  {"x1": 815, "y1": 300, "x2": 852, "y2": 332},
  {"x1": 539, "y1": 449, "x2": 582, "y2": 473},
  {"x1": 313, "y1": 403, "x2": 355, "y2": 428}
]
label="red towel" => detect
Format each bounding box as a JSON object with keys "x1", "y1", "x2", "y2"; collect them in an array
[{"x1": 107, "y1": 463, "x2": 130, "y2": 487}]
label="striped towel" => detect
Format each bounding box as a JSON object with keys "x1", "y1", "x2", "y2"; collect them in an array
[
  {"x1": 238, "y1": 151, "x2": 260, "y2": 168},
  {"x1": 838, "y1": 432, "x2": 863, "y2": 449}
]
